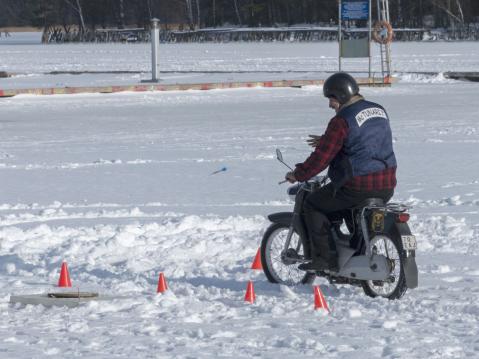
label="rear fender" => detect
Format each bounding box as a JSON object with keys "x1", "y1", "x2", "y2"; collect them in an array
[{"x1": 394, "y1": 222, "x2": 418, "y2": 289}]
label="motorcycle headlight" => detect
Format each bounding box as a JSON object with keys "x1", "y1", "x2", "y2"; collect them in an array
[{"x1": 287, "y1": 184, "x2": 301, "y2": 201}]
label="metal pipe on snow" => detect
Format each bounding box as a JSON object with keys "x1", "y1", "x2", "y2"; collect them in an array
[{"x1": 151, "y1": 18, "x2": 160, "y2": 82}]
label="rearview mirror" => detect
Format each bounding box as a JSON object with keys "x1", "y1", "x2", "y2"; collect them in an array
[
  {"x1": 275, "y1": 148, "x2": 293, "y2": 170},
  {"x1": 276, "y1": 148, "x2": 283, "y2": 162}
]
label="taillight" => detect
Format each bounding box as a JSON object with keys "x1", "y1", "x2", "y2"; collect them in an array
[{"x1": 397, "y1": 213, "x2": 410, "y2": 223}]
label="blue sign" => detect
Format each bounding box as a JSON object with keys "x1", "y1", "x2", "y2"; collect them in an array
[{"x1": 341, "y1": 0, "x2": 369, "y2": 20}]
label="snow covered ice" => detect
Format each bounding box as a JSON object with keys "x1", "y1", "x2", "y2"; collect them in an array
[{"x1": 1, "y1": 35, "x2": 479, "y2": 358}]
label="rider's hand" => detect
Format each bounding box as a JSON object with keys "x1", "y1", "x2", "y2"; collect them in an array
[
  {"x1": 307, "y1": 134, "x2": 322, "y2": 148},
  {"x1": 285, "y1": 171, "x2": 297, "y2": 183}
]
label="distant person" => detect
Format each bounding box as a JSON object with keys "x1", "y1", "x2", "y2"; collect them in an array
[{"x1": 285, "y1": 72, "x2": 397, "y2": 272}]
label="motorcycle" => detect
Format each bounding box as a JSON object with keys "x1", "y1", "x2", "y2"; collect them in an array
[{"x1": 260, "y1": 149, "x2": 418, "y2": 300}]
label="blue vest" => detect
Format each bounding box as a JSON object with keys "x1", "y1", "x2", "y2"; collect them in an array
[{"x1": 328, "y1": 99, "x2": 397, "y2": 189}]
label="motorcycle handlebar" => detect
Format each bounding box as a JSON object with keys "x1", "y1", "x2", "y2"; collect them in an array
[{"x1": 278, "y1": 175, "x2": 328, "y2": 186}]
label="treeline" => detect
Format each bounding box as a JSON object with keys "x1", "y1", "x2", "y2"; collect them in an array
[{"x1": 1, "y1": 0, "x2": 479, "y2": 31}]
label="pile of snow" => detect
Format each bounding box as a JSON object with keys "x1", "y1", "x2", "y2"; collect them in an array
[
  {"x1": 0, "y1": 214, "x2": 265, "y2": 284},
  {"x1": 395, "y1": 72, "x2": 458, "y2": 84}
]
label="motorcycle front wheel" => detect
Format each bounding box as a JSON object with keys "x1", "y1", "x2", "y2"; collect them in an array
[
  {"x1": 361, "y1": 234, "x2": 408, "y2": 300},
  {"x1": 261, "y1": 223, "x2": 315, "y2": 286}
]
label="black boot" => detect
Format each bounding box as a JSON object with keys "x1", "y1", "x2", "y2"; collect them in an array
[
  {"x1": 302, "y1": 210, "x2": 339, "y2": 272},
  {"x1": 298, "y1": 256, "x2": 329, "y2": 271},
  {"x1": 326, "y1": 252, "x2": 339, "y2": 272},
  {"x1": 298, "y1": 254, "x2": 339, "y2": 272}
]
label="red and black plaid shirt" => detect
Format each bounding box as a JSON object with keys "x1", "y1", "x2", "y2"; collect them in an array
[{"x1": 293, "y1": 116, "x2": 397, "y2": 192}]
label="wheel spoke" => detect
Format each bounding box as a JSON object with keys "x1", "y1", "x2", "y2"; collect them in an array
[
  {"x1": 264, "y1": 226, "x2": 309, "y2": 285},
  {"x1": 366, "y1": 235, "x2": 403, "y2": 298}
]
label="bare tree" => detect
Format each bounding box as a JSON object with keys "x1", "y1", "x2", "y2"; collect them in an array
[
  {"x1": 185, "y1": 0, "x2": 194, "y2": 29},
  {"x1": 146, "y1": 0, "x2": 152, "y2": 19},
  {"x1": 397, "y1": 0, "x2": 403, "y2": 25},
  {"x1": 64, "y1": 0, "x2": 86, "y2": 37},
  {"x1": 196, "y1": 0, "x2": 201, "y2": 28},
  {"x1": 212, "y1": 0, "x2": 216, "y2": 26},
  {"x1": 2, "y1": 0, "x2": 479, "y2": 34},
  {"x1": 119, "y1": 0, "x2": 125, "y2": 28},
  {"x1": 233, "y1": 0, "x2": 242, "y2": 25},
  {"x1": 455, "y1": 0, "x2": 465, "y2": 23},
  {"x1": 430, "y1": 0, "x2": 465, "y2": 24}
]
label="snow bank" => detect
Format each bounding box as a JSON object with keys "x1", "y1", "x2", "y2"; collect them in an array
[
  {"x1": 0, "y1": 214, "x2": 266, "y2": 285},
  {"x1": 395, "y1": 72, "x2": 458, "y2": 84}
]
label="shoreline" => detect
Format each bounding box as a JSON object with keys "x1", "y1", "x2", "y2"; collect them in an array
[{"x1": 0, "y1": 26, "x2": 42, "y2": 32}]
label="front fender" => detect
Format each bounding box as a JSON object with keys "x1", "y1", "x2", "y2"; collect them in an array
[
  {"x1": 267, "y1": 211, "x2": 310, "y2": 258},
  {"x1": 268, "y1": 212, "x2": 293, "y2": 227}
]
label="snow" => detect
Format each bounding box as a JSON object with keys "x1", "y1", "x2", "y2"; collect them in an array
[
  {"x1": 2, "y1": 32, "x2": 479, "y2": 89},
  {"x1": 1, "y1": 35, "x2": 479, "y2": 357}
]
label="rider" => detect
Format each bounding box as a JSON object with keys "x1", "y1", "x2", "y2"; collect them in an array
[{"x1": 285, "y1": 72, "x2": 397, "y2": 272}]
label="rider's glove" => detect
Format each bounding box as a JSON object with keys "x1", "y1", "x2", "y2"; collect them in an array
[
  {"x1": 285, "y1": 171, "x2": 297, "y2": 183},
  {"x1": 307, "y1": 134, "x2": 322, "y2": 148}
]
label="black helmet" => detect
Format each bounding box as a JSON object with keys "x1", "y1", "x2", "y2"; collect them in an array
[{"x1": 323, "y1": 72, "x2": 359, "y2": 104}]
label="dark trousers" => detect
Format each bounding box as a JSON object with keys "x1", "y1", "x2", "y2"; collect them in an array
[{"x1": 302, "y1": 183, "x2": 394, "y2": 263}]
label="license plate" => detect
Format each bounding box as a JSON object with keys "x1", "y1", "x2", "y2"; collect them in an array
[{"x1": 401, "y1": 235, "x2": 417, "y2": 250}]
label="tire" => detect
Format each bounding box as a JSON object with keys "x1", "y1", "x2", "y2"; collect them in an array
[
  {"x1": 361, "y1": 234, "x2": 407, "y2": 300},
  {"x1": 260, "y1": 223, "x2": 315, "y2": 286}
]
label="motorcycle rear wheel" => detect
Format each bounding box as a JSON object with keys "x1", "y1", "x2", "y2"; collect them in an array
[
  {"x1": 261, "y1": 223, "x2": 315, "y2": 286},
  {"x1": 361, "y1": 234, "x2": 407, "y2": 300}
]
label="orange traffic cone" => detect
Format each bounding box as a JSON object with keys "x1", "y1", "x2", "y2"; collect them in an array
[
  {"x1": 251, "y1": 248, "x2": 263, "y2": 270},
  {"x1": 157, "y1": 272, "x2": 168, "y2": 293},
  {"x1": 57, "y1": 261, "x2": 72, "y2": 287},
  {"x1": 314, "y1": 285, "x2": 330, "y2": 313},
  {"x1": 244, "y1": 281, "x2": 256, "y2": 304}
]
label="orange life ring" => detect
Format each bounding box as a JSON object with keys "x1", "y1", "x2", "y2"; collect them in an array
[{"x1": 372, "y1": 20, "x2": 393, "y2": 44}]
